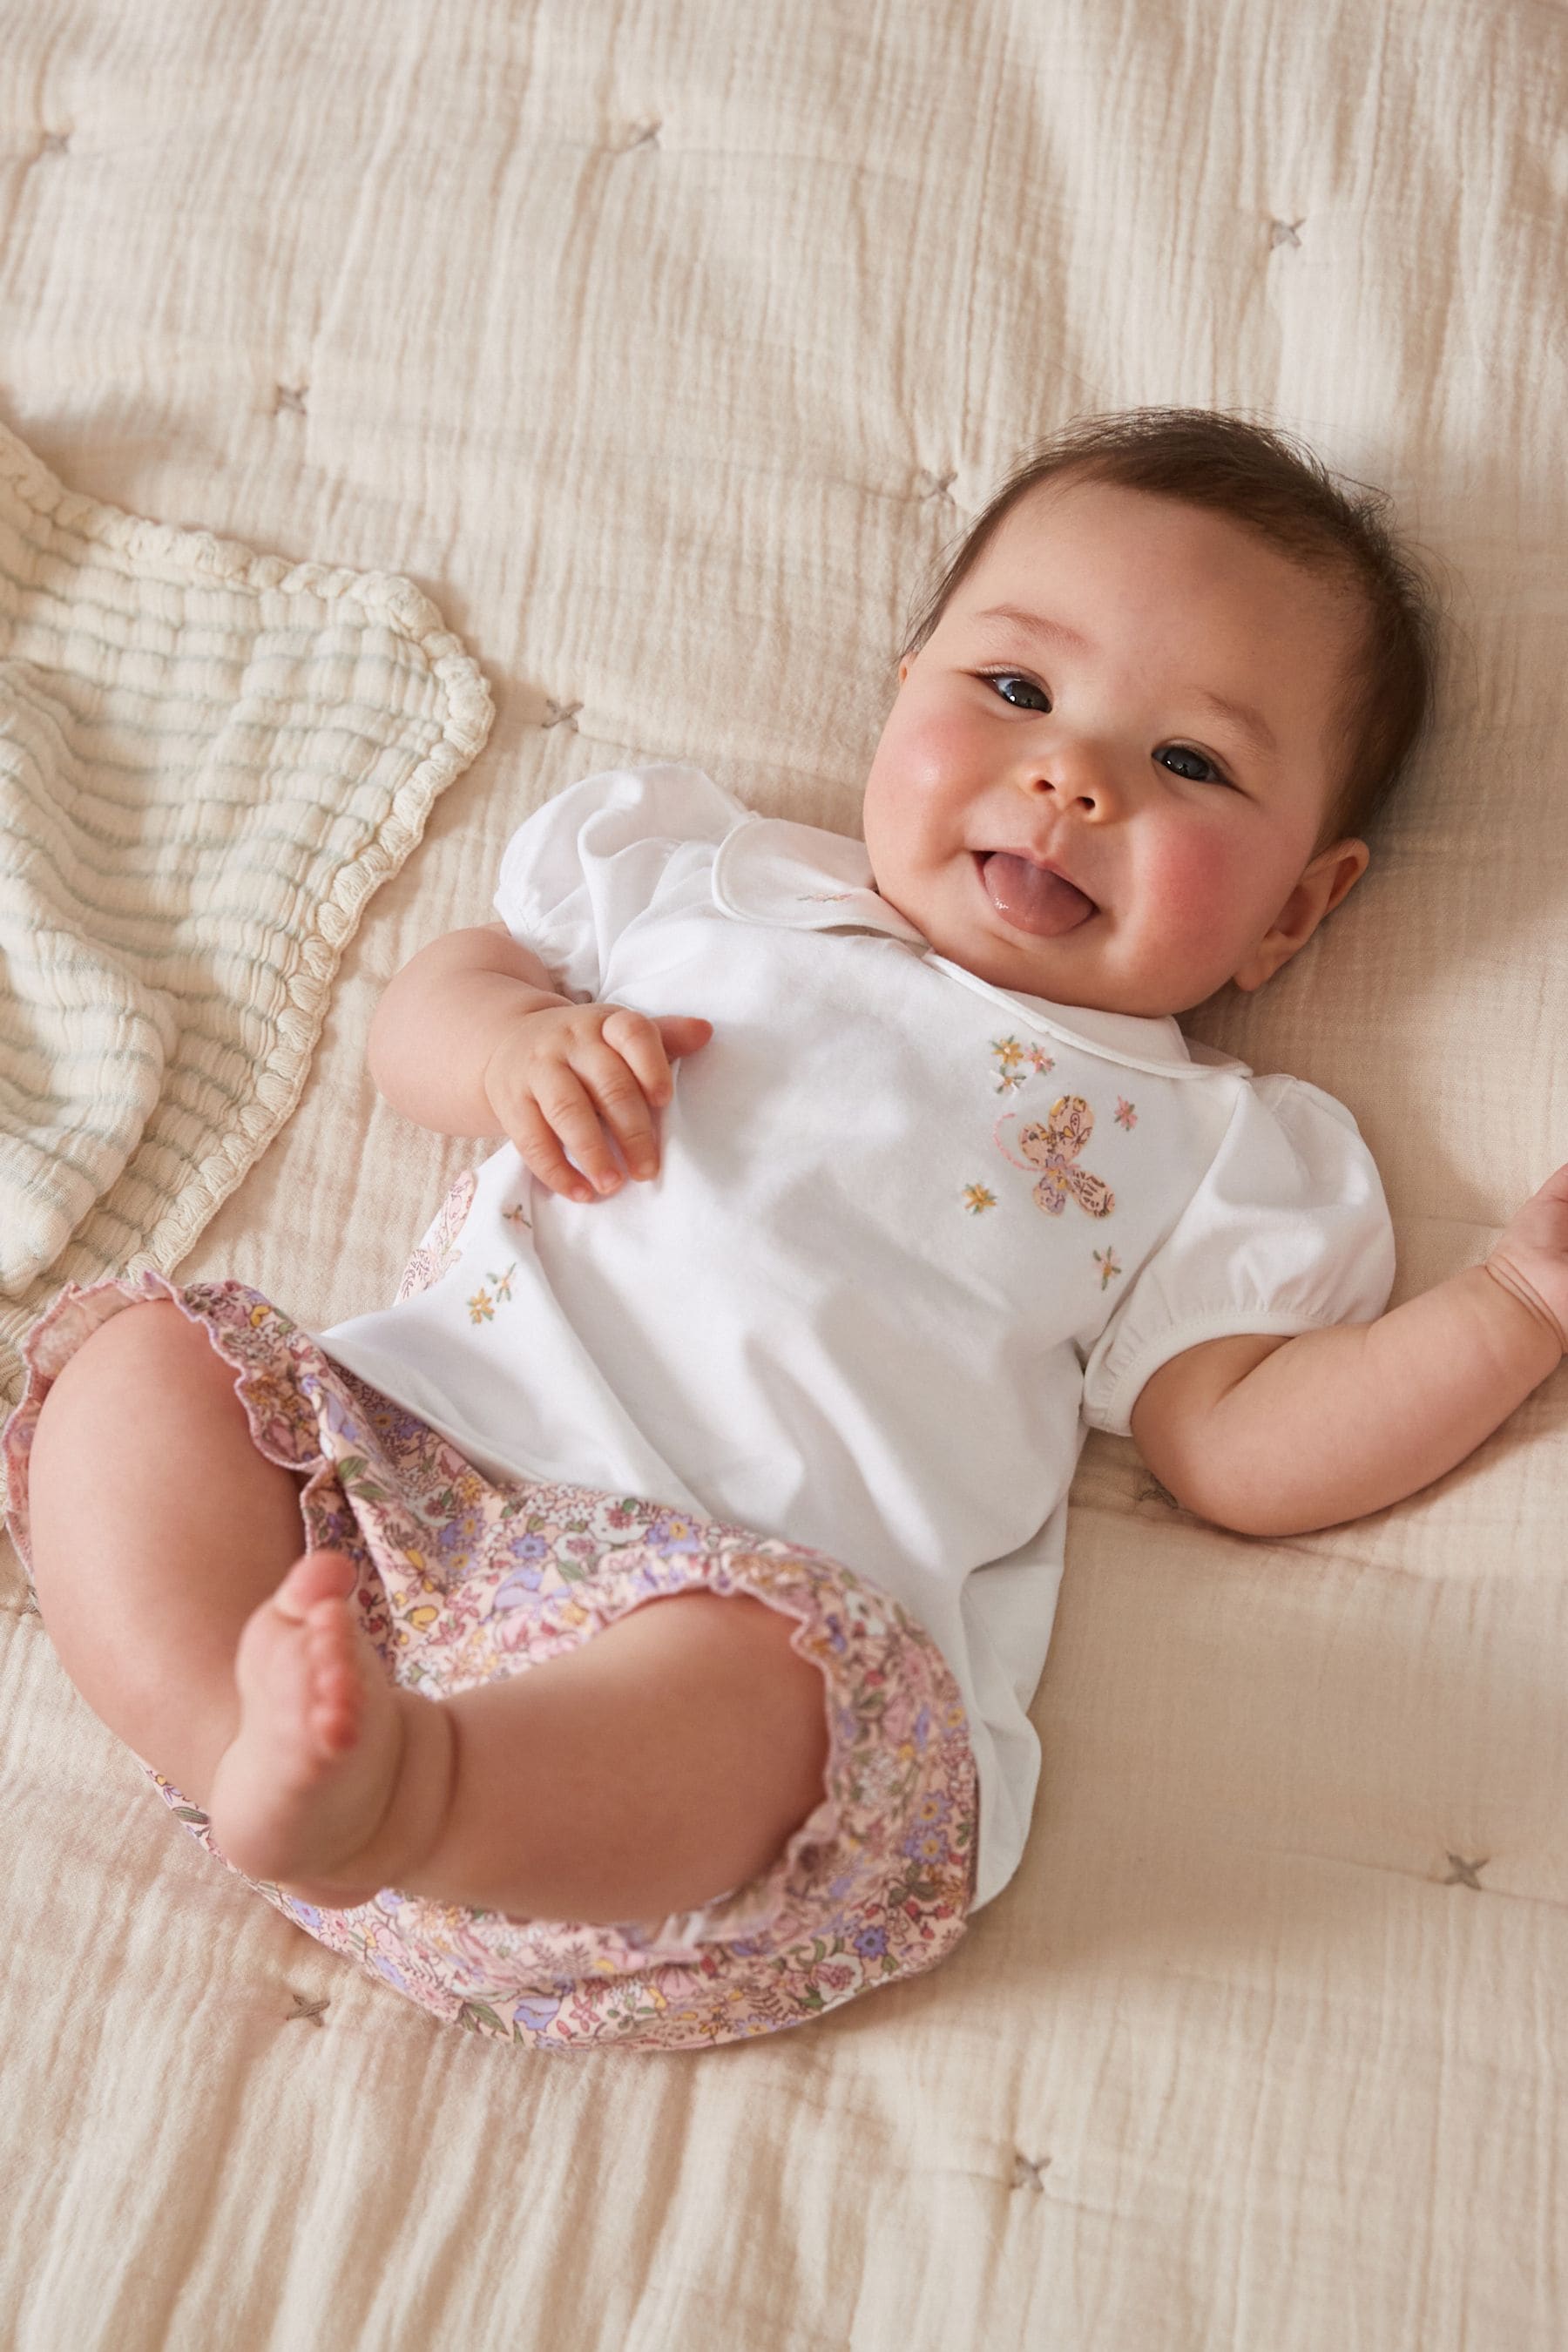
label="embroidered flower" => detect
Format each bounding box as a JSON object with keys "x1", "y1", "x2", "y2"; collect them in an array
[
  {"x1": 1114, "y1": 1098, "x2": 1137, "y2": 1130},
  {"x1": 1092, "y1": 1247, "x2": 1123, "y2": 1288},
  {"x1": 467, "y1": 1262, "x2": 517, "y2": 1321},
  {"x1": 501, "y1": 1201, "x2": 532, "y2": 1230},
  {"x1": 961, "y1": 1182, "x2": 998, "y2": 1214},
  {"x1": 990, "y1": 1036, "x2": 1056, "y2": 1095}
]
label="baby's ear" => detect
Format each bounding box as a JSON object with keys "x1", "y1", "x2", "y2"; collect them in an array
[
  {"x1": 1315, "y1": 835, "x2": 1370, "y2": 916},
  {"x1": 1231, "y1": 838, "x2": 1370, "y2": 992}
]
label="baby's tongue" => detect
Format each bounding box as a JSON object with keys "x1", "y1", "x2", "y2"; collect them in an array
[{"x1": 980, "y1": 851, "x2": 1095, "y2": 936}]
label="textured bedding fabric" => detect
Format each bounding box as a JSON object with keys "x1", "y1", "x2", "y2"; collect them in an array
[
  {"x1": 0, "y1": 421, "x2": 493, "y2": 1424},
  {"x1": 3, "y1": 2, "x2": 1567, "y2": 2347}
]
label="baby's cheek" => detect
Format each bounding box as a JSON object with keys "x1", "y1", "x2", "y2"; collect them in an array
[
  {"x1": 890, "y1": 707, "x2": 982, "y2": 808},
  {"x1": 865, "y1": 709, "x2": 982, "y2": 893},
  {"x1": 1146, "y1": 827, "x2": 1247, "y2": 936}
]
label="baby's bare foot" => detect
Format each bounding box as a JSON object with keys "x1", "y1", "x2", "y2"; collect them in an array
[{"x1": 207, "y1": 1551, "x2": 441, "y2": 1907}]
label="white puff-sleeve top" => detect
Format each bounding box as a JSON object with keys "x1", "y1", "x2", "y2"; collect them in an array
[{"x1": 315, "y1": 764, "x2": 1396, "y2": 1911}]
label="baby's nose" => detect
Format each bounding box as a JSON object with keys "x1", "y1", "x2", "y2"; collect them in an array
[{"x1": 1027, "y1": 756, "x2": 1109, "y2": 810}]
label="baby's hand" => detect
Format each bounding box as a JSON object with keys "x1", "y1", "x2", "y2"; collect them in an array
[
  {"x1": 1485, "y1": 1163, "x2": 1568, "y2": 1355},
  {"x1": 483, "y1": 1001, "x2": 713, "y2": 1201}
]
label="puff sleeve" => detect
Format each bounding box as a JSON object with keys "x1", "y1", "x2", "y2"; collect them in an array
[
  {"x1": 1080, "y1": 1074, "x2": 1396, "y2": 1437},
  {"x1": 492, "y1": 762, "x2": 749, "y2": 1002}
]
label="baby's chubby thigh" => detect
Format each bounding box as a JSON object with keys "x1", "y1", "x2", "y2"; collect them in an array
[
  {"x1": 444, "y1": 1585, "x2": 834, "y2": 1927},
  {"x1": 24, "y1": 1298, "x2": 313, "y2": 1803}
]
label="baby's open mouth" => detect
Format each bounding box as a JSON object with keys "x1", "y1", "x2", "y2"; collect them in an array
[{"x1": 976, "y1": 852, "x2": 1097, "y2": 937}]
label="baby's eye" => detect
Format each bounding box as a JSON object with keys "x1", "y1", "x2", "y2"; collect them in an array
[
  {"x1": 1156, "y1": 743, "x2": 1229, "y2": 785},
  {"x1": 981, "y1": 671, "x2": 1051, "y2": 713}
]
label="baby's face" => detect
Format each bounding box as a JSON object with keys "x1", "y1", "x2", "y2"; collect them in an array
[{"x1": 862, "y1": 477, "x2": 1371, "y2": 1017}]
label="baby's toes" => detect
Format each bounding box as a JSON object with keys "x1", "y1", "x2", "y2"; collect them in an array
[
  {"x1": 305, "y1": 1611, "x2": 365, "y2": 1755},
  {"x1": 230, "y1": 1568, "x2": 355, "y2": 1778},
  {"x1": 272, "y1": 1550, "x2": 359, "y2": 1622}
]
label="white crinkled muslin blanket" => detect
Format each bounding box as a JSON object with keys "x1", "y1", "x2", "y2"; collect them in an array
[{"x1": 0, "y1": 417, "x2": 493, "y2": 1421}]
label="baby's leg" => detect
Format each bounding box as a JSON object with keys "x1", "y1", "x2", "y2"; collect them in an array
[
  {"x1": 25, "y1": 1300, "x2": 310, "y2": 1806},
  {"x1": 27, "y1": 1297, "x2": 831, "y2": 1926},
  {"x1": 207, "y1": 1556, "x2": 830, "y2": 1923}
]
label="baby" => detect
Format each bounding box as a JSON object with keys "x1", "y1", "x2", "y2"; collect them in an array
[{"x1": 12, "y1": 407, "x2": 1568, "y2": 2050}]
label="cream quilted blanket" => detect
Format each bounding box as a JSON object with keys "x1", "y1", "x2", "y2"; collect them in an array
[
  {"x1": 5, "y1": 2, "x2": 1568, "y2": 2349},
  {"x1": 0, "y1": 419, "x2": 492, "y2": 1415}
]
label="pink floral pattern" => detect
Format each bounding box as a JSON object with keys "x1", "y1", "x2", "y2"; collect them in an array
[{"x1": 3, "y1": 1271, "x2": 978, "y2": 2054}]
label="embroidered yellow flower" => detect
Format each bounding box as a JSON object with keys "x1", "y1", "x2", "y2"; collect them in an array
[
  {"x1": 961, "y1": 1182, "x2": 998, "y2": 1214},
  {"x1": 990, "y1": 1035, "x2": 1055, "y2": 1093}
]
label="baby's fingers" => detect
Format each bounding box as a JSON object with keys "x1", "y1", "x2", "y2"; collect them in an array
[
  {"x1": 598, "y1": 1005, "x2": 681, "y2": 1110},
  {"x1": 505, "y1": 1081, "x2": 610, "y2": 1203},
  {"x1": 575, "y1": 1028, "x2": 664, "y2": 1180}
]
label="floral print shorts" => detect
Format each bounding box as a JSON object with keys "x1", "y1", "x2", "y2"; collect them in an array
[{"x1": 3, "y1": 1269, "x2": 979, "y2": 2055}]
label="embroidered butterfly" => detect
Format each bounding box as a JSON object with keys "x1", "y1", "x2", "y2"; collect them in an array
[
  {"x1": 994, "y1": 1095, "x2": 1115, "y2": 1220},
  {"x1": 395, "y1": 1169, "x2": 478, "y2": 1302}
]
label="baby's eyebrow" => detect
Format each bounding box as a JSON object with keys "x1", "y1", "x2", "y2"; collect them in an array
[
  {"x1": 1188, "y1": 686, "x2": 1278, "y2": 760},
  {"x1": 974, "y1": 603, "x2": 1092, "y2": 653},
  {"x1": 973, "y1": 603, "x2": 1278, "y2": 760}
]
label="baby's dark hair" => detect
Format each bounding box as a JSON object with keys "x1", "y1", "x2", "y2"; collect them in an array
[{"x1": 898, "y1": 408, "x2": 1439, "y2": 853}]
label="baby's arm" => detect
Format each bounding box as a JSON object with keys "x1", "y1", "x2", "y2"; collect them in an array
[
  {"x1": 368, "y1": 921, "x2": 576, "y2": 1139},
  {"x1": 368, "y1": 920, "x2": 712, "y2": 1196},
  {"x1": 1129, "y1": 1167, "x2": 1568, "y2": 1538}
]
